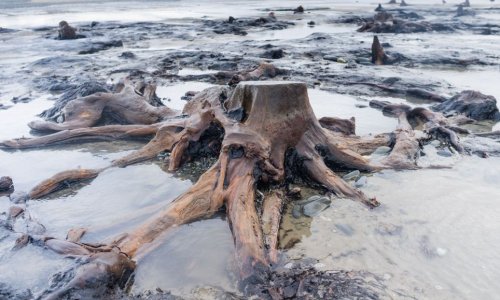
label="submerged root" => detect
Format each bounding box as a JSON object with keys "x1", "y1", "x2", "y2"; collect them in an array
[
  {"x1": 2, "y1": 81, "x2": 479, "y2": 297},
  {"x1": 27, "y1": 80, "x2": 177, "y2": 132}
]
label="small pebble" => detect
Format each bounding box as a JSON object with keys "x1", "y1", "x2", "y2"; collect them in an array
[
  {"x1": 12, "y1": 234, "x2": 30, "y2": 251},
  {"x1": 383, "y1": 273, "x2": 392, "y2": 280},
  {"x1": 284, "y1": 262, "x2": 294, "y2": 269},
  {"x1": 372, "y1": 146, "x2": 391, "y2": 155},
  {"x1": 355, "y1": 176, "x2": 367, "y2": 187},
  {"x1": 343, "y1": 170, "x2": 360, "y2": 181},
  {"x1": 292, "y1": 205, "x2": 302, "y2": 218},
  {"x1": 0, "y1": 176, "x2": 13, "y2": 191},
  {"x1": 9, "y1": 206, "x2": 24, "y2": 218},
  {"x1": 303, "y1": 197, "x2": 331, "y2": 217},
  {"x1": 436, "y1": 247, "x2": 447, "y2": 256}
]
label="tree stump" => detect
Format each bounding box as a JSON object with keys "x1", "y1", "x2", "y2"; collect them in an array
[{"x1": 27, "y1": 81, "x2": 383, "y2": 298}]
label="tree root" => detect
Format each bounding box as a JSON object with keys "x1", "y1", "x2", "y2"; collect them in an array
[
  {"x1": 27, "y1": 81, "x2": 177, "y2": 132},
  {"x1": 1, "y1": 81, "x2": 478, "y2": 297}
]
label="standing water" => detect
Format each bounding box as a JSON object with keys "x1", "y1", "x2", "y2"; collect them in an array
[{"x1": 0, "y1": 0, "x2": 499, "y2": 299}]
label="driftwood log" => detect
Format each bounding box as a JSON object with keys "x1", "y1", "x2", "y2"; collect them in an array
[{"x1": 0, "y1": 80, "x2": 478, "y2": 298}]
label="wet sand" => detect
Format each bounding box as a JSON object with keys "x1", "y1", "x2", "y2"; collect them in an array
[{"x1": 0, "y1": 0, "x2": 499, "y2": 299}]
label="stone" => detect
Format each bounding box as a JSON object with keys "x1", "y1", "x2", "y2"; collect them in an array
[
  {"x1": 343, "y1": 170, "x2": 360, "y2": 181},
  {"x1": 12, "y1": 234, "x2": 30, "y2": 251},
  {"x1": 261, "y1": 49, "x2": 284, "y2": 59},
  {"x1": 294, "y1": 5, "x2": 305, "y2": 14},
  {"x1": 432, "y1": 90, "x2": 500, "y2": 121},
  {"x1": 119, "y1": 51, "x2": 136, "y2": 59},
  {"x1": 303, "y1": 197, "x2": 331, "y2": 217},
  {"x1": 355, "y1": 176, "x2": 367, "y2": 187},
  {"x1": 292, "y1": 204, "x2": 302, "y2": 218},
  {"x1": 8, "y1": 206, "x2": 24, "y2": 219},
  {"x1": 436, "y1": 247, "x2": 447, "y2": 256},
  {"x1": 372, "y1": 146, "x2": 391, "y2": 155},
  {"x1": 296, "y1": 195, "x2": 321, "y2": 205},
  {"x1": 58, "y1": 21, "x2": 77, "y2": 40},
  {"x1": 0, "y1": 176, "x2": 13, "y2": 191}
]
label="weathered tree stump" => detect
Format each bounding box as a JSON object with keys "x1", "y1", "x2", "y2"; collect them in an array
[
  {"x1": 1, "y1": 80, "x2": 482, "y2": 298},
  {"x1": 371, "y1": 35, "x2": 388, "y2": 65},
  {"x1": 58, "y1": 21, "x2": 77, "y2": 40},
  {"x1": 15, "y1": 81, "x2": 383, "y2": 297},
  {"x1": 0, "y1": 176, "x2": 13, "y2": 192}
]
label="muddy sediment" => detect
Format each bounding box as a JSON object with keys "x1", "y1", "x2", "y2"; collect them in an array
[{"x1": 0, "y1": 1, "x2": 499, "y2": 299}]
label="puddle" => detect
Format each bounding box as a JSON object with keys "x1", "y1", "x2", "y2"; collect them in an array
[
  {"x1": 308, "y1": 88, "x2": 398, "y2": 135},
  {"x1": 0, "y1": 244, "x2": 74, "y2": 295},
  {"x1": 0, "y1": 0, "x2": 499, "y2": 299},
  {"x1": 132, "y1": 217, "x2": 236, "y2": 296},
  {"x1": 156, "y1": 81, "x2": 215, "y2": 110},
  {"x1": 287, "y1": 156, "x2": 500, "y2": 299},
  {"x1": 28, "y1": 164, "x2": 192, "y2": 240}
]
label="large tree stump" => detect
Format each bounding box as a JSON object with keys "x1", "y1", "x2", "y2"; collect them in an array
[
  {"x1": 23, "y1": 81, "x2": 383, "y2": 297},
  {"x1": 3, "y1": 80, "x2": 475, "y2": 297}
]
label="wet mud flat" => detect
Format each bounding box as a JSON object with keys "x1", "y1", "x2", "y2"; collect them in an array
[{"x1": 0, "y1": 0, "x2": 500, "y2": 299}]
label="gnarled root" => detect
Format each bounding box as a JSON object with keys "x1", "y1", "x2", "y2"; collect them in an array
[
  {"x1": 261, "y1": 191, "x2": 284, "y2": 264},
  {"x1": 14, "y1": 81, "x2": 434, "y2": 297},
  {"x1": 0, "y1": 124, "x2": 160, "y2": 149},
  {"x1": 370, "y1": 102, "x2": 466, "y2": 168},
  {"x1": 24, "y1": 110, "x2": 220, "y2": 199},
  {"x1": 116, "y1": 164, "x2": 224, "y2": 258},
  {"x1": 30, "y1": 168, "x2": 101, "y2": 199},
  {"x1": 42, "y1": 248, "x2": 135, "y2": 300},
  {"x1": 28, "y1": 81, "x2": 177, "y2": 132}
]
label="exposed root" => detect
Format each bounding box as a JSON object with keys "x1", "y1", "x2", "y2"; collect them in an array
[
  {"x1": 30, "y1": 168, "x2": 102, "y2": 199},
  {"x1": 261, "y1": 191, "x2": 284, "y2": 264},
  {"x1": 0, "y1": 124, "x2": 160, "y2": 149},
  {"x1": 28, "y1": 81, "x2": 177, "y2": 132},
  {"x1": 3, "y1": 81, "x2": 476, "y2": 297}
]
